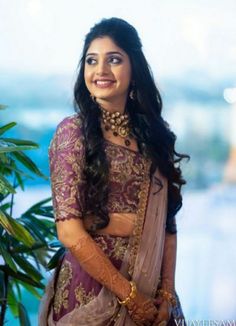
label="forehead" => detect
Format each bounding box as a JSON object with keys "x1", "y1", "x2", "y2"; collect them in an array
[{"x1": 86, "y1": 36, "x2": 127, "y2": 56}]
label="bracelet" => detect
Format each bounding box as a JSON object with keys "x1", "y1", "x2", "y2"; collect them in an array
[
  {"x1": 117, "y1": 281, "x2": 137, "y2": 306},
  {"x1": 157, "y1": 288, "x2": 177, "y2": 307}
]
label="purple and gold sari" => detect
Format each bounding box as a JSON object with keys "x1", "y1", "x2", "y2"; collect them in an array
[
  {"x1": 39, "y1": 164, "x2": 184, "y2": 325},
  {"x1": 38, "y1": 115, "x2": 184, "y2": 325}
]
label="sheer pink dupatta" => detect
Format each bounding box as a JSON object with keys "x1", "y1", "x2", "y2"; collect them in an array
[
  {"x1": 39, "y1": 164, "x2": 168, "y2": 325},
  {"x1": 114, "y1": 165, "x2": 168, "y2": 325}
]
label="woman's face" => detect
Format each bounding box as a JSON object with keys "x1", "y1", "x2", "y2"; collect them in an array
[{"x1": 84, "y1": 36, "x2": 132, "y2": 108}]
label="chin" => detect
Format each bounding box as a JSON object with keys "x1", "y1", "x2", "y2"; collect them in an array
[{"x1": 95, "y1": 94, "x2": 115, "y2": 102}]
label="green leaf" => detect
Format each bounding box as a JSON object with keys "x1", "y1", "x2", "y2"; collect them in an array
[
  {"x1": 12, "y1": 151, "x2": 47, "y2": 179},
  {"x1": 21, "y1": 218, "x2": 48, "y2": 244},
  {"x1": 1, "y1": 163, "x2": 33, "y2": 180},
  {"x1": 0, "y1": 122, "x2": 16, "y2": 136},
  {"x1": 0, "y1": 174, "x2": 16, "y2": 194},
  {"x1": 7, "y1": 284, "x2": 19, "y2": 317},
  {"x1": 18, "y1": 302, "x2": 31, "y2": 326},
  {"x1": 21, "y1": 215, "x2": 55, "y2": 237},
  {"x1": 25, "y1": 209, "x2": 54, "y2": 219},
  {"x1": 15, "y1": 171, "x2": 25, "y2": 190},
  {"x1": 0, "y1": 211, "x2": 35, "y2": 247},
  {"x1": 24, "y1": 197, "x2": 52, "y2": 211},
  {"x1": 11, "y1": 242, "x2": 47, "y2": 254},
  {"x1": 0, "y1": 266, "x2": 44, "y2": 289},
  {"x1": 47, "y1": 247, "x2": 65, "y2": 270},
  {"x1": 0, "y1": 242, "x2": 18, "y2": 272},
  {"x1": 12, "y1": 254, "x2": 43, "y2": 282},
  {"x1": 0, "y1": 145, "x2": 38, "y2": 153},
  {"x1": 2, "y1": 138, "x2": 39, "y2": 147},
  {"x1": 0, "y1": 270, "x2": 6, "y2": 299},
  {"x1": 14, "y1": 279, "x2": 22, "y2": 301},
  {"x1": 19, "y1": 282, "x2": 42, "y2": 300},
  {"x1": 0, "y1": 202, "x2": 11, "y2": 211}
]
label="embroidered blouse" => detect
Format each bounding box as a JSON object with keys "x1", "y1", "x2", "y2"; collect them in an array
[{"x1": 49, "y1": 114, "x2": 150, "y2": 222}]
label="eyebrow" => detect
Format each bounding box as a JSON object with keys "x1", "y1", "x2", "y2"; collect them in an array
[{"x1": 85, "y1": 51, "x2": 124, "y2": 57}]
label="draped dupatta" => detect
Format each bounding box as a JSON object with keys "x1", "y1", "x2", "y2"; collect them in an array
[{"x1": 39, "y1": 163, "x2": 169, "y2": 326}]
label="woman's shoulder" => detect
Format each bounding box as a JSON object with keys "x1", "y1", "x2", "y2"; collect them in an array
[
  {"x1": 55, "y1": 113, "x2": 83, "y2": 135},
  {"x1": 49, "y1": 113, "x2": 84, "y2": 153}
]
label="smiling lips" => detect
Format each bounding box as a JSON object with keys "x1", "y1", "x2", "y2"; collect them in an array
[{"x1": 94, "y1": 79, "x2": 116, "y2": 88}]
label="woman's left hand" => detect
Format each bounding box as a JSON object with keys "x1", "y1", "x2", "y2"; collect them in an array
[{"x1": 152, "y1": 300, "x2": 172, "y2": 326}]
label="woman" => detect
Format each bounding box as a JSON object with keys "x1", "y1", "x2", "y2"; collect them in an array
[{"x1": 39, "y1": 17, "x2": 189, "y2": 325}]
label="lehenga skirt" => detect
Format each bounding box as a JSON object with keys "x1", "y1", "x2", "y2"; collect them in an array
[{"x1": 40, "y1": 233, "x2": 185, "y2": 325}]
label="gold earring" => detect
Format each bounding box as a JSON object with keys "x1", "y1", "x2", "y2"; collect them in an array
[{"x1": 129, "y1": 82, "x2": 136, "y2": 100}]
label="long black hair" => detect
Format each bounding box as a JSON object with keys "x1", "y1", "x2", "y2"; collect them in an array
[{"x1": 74, "y1": 17, "x2": 190, "y2": 233}]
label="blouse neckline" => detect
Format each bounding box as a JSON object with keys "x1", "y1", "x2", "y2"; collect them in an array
[{"x1": 103, "y1": 138, "x2": 141, "y2": 155}]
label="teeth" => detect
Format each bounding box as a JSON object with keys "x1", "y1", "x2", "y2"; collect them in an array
[{"x1": 96, "y1": 80, "x2": 113, "y2": 85}]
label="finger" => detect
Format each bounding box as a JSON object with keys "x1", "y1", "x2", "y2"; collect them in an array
[
  {"x1": 153, "y1": 315, "x2": 162, "y2": 326},
  {"x1": 158, "y1": 321, "x2": 168, "y2": 326},
  {"x1": 153, "y1": 320, "x2": 168, "y2": 326},
  {"x1": 145, "y1": 306, "x2": 158, "y2": 320}
]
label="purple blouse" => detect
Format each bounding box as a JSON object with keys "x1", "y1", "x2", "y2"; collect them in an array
[{"x1": 49, "y1": 114, "x2": 150, "y2": 222}]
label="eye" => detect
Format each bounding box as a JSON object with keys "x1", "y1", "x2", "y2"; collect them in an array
[
  {"x1": 86, "y1": 57, "x2": 96, "y2": 65},
  {"x1": 108, "y1": 56, "x2": 122, "y2": 64}
]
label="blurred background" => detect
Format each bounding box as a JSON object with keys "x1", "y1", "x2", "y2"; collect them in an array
[{"x1": 1, "y1": 0, "x2": 236, "y2": 323}]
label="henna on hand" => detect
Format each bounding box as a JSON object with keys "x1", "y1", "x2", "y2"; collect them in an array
[
  {"x1": 152, "y1": 300, "x2": 172, "y2": 326},
  {"x1": 126, "y1": 291, "x2": 158, "y2": 325},
  {"x1": 68, "y1": 232, "x2": 131, "y2": 300}
]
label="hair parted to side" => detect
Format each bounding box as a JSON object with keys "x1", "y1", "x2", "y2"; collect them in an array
[{"x1": 73, "y1": 17, "x2": 190, "y2": 233}]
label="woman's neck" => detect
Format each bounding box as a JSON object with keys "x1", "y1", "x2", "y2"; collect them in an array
[{"x1": 96, "y1": 98, "x2": 126, "y2": 114}]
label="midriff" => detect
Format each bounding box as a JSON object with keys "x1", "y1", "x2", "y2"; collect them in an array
[{"x1": 83, "y1": 212, "x2": 136, "y2": 237}]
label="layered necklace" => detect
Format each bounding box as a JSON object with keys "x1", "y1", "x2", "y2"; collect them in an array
[{"x1": 100, "y1": 106, "x2": 133, "y2": 147}]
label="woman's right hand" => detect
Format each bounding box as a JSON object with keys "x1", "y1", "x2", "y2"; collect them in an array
[{"x1": 126, "y1": 291, "x2": 158, "y2": 325}]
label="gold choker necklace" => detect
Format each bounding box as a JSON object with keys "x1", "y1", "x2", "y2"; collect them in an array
[{"x1": 100, "y1": 107, "x2": 132, "y2": 147}]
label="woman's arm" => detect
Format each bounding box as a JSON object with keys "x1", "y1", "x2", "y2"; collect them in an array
[
  {"x1": 57, "y1": 218, "x2": 131, "y2": 300},
  {"x1": 153, "y1": 232, "x2": 177, "y2": 325},
  {"x1": 160, "y1": 232, "x2": 177, "y2": 292}
]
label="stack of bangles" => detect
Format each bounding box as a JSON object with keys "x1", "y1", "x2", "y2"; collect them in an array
[
  {"x1": 117, "y1": 281, "x2": 137, "y2": 306},
  {"x1": 157, "y1": 289, "x2": 177, "y2": 308},
  {"x1": 117, "y1": 282, "x2": 177, "y2": 309}
]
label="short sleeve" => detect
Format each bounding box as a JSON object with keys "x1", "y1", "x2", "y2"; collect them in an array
[{"x1": 49, "y1": 115, "x2": 86, "y2": 222}]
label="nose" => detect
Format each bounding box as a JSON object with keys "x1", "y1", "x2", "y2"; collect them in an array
[{"x1": 96, "y1": 59, "x2": 109, "y2": 76}]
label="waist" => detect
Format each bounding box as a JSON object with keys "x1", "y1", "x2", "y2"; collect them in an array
[{"x1": 83, "y1": 212, "x2": 136, "y2": 237}]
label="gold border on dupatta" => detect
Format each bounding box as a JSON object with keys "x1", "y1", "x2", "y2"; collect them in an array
[{"x1": 128, "y1": 159, "x2": 152, "y2": 276}]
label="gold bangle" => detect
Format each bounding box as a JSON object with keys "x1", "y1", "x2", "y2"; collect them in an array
[
  {"x1": 157, "y1": 289, "x2": 177, "y2": 307},
  {"x1": 117, "y1": 281, "x2": 137, "y2": 306}
]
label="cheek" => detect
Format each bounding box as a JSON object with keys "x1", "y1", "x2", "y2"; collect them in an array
[
  {"x1": 122, "y1": 62, "x2": 132, "y2": 84},
  {"x1": 118, "y1": 68, "x2": 131, "y2": 88}
]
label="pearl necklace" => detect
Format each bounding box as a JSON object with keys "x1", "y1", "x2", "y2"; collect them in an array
[{"x1": 100, "y1": 106, "x2": 132, "y2": 147}]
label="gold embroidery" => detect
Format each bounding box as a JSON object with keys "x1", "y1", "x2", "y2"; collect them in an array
[
  {"x1": 49, "y1": 115, "x2": 86, "y2": 221},
  {"x1": 53, "y1": 260, "x2": 73, "y2": 315},
  {"x1": 105, "y1": 145, "x2": 147, "y2": 179},
  {"x1": 49, "y1": 114, "x2": 151, "y2": 222},
  {"x1": 110, "y1": 237, "x2": 129, "y2": 260},
  {"x1": 128, "y1": 160, "x2": 152, "y2": 275},
  {"x1": 104, "y1": 144, "x2": 149, "y2": 213},
  {"x1": 94, "y1": 235, "x2": 109, "y2": 253},
  {"x1": 93, "y1": 234, "x2": 129, "y2": 261},
  {"x1": 74, "y1": 283, "x2": 96, "y2": 305}
]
